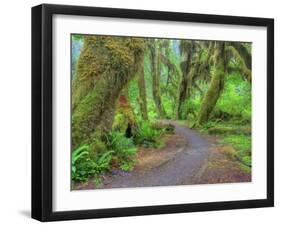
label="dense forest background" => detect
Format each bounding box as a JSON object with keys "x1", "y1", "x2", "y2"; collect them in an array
[{"x1": 71, "y1": 34, "x2": 252, "y2": 186}]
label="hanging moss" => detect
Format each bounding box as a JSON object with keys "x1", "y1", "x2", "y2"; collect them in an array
[
  {"x1": 149, "y1": 39, "x2": 166, "y2": 118},
  {"x1": 229, "y1": 42, "x2": 251, "y2": 70},
  {"x1": 137, "y1": 66, "x2": 148, "y2": 120},
  {"x1": 225, "y1": 45, "x2": 252, "y2": 82},
  {"x1": 196, "y1": 42, "x2": 226, "y2": 126}
]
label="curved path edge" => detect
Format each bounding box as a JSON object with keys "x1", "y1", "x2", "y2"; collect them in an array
[{"x1": 101, "y1": 120, "x2": 210, "y2": 189}]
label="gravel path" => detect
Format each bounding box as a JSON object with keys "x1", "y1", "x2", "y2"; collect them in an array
[{"x1": 102, "y1": 120, "x2": 210, "y2": 188}]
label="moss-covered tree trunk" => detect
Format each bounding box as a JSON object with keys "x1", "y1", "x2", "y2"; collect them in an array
[
  {"x1": 226, "y1": 43, "x2": 252, "y2": 82},
  {"x1": 150, "y1": 40, "x2": 166, "y2": 118},
  {"x1": 230, "y1": 42, "x2": 251, "y2": 70},
  {"x1": 72, "y1": 36, "x2": 145, "y2": 150},
  {"x1": 195, "y1": 42, "x2": 226, "y2": 126},
  {"x1": 163, "y1": 41, "x2": 172, "y2": 88},
  {"x1": 113, "y1": 92, "x2": 137, "y2": 137},
  {"x1": 137, "y1": 66, "x2": 148, "y2": 120},
  {"x1": 176, "y1": 40, "x2": 194, "y2": 119}
]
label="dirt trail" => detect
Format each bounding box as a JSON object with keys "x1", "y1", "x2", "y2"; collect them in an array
[
  {"x1": 94, "y1": 120, "x2": 211, "y2": 189},
  {"x1": 74, "y1": 120, "x2": 251, "y2": 190}
]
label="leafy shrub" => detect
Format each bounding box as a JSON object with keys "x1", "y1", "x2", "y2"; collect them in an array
[
  {"x1": 180, "y1": 96, "x2": 201, "y2": 120},
  {"x1": 105, "y1": 132, "x2": 137, "y2": 170},
  {"x1": 92, "y1": 150, "x2": 114, "y2": 173},
  {"x1": 71, "y1": 131, "x2": 139, "y2": 182},
  {"x1": 215, "y1": 74, "x2": 251, "y2": 122},
  {"x1": 162, "y1": 95, "x2": 174, "y2": 119},
  {"x1": 200, "y1": 120, "x2": 217, "y2": 131},
  {"x1": 71, "y1": 145, "x2": 114, "y2": 182},
  {"x1": 119, "y1": 161, "x2": 135, "y2": 172},
  {"x1": 222, "y1": 134, "x2": 251, "y2": 153},
  {"x1": 133, "y1": 121, "x2": 164, "y2": 148},
  {"x1": 147, "y1": 99, "x2": 158, "y2": 119},
  {"x1": 71, "y1": 145, "x2": 94, "y2": 182}
]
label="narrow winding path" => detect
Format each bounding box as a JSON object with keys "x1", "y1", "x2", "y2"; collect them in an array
[{"x1": 101, "y1": 120, "x2": 210, "y2": 188}]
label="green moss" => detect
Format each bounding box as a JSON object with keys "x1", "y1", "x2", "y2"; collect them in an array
[
  {"x1": 222, "y1": 134, "x2": 251, "y2": 153},
  {"x1": 207, "y1": 126, "x2": 251, "y2": 135},
  {"x1": 220, "y1": 134, "x2": 251, "y2": 167},
  {"x1": 72, "y1": 36, "x2": 146, "y2": 150},
  {"x1": 196, "y1": 42, "x2": 225, "y2": 126},
  {"x1": 239, "y1": 163, "x2": 251, "y2": 173},
  {"x1": 112, "y1": 99, "x2": 136, "y2": 133}
]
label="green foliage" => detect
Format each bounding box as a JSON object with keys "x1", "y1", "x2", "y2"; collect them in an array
[
  {"x1": 200, "y1": 119, "x2": 251, "y2": 135},
  {"x1": 162, "y1": 95, "x2": 175, "y2": 119},
  {"x1": 72, "y1": 145, "x2": 90, "y2": 182},
  {"x1": 220, "y1": 134, "x2": 251, "y2": 167},
  {"x1": 72, "y1": 145, "x2": 89, "y2": 165},
  {"x1": 112, "y1": 113, "x2": 127, "y2": 132},
  {"x1": 112, "y1": 103, "x2": 136, "y2": 134},
  {"x1": 199, "y1": 117, "x2": 252, "y2": 169},
  {"x1": 134, "y1": 121, "x2": 164, "y2": 148},
  {"x1": 71, "y1": 145, "x2": 113, "y2": 182},
  {"x1": 72, "y1": 34, "x2": 83, "y2": 41},
  {"x1": 128, "y1": 78, "x2": 140, "y2": 115},
  {"x1": 106, "y1": 132, "x2": 137, "y2": 160},
  {"x1": 72, "y1": 36, "x2": 146, "y2": 149},
  {"x1": 180, "y1": 96, "x2": 201, "y2": 120},
  {"x1": 222, "y1": 134, "x2": 251, "y2": 154},
  {"x1": 93, "y1": 150, "x2": 114, "y2": 172},
  {"x1": 72, "y1": 131, "x2": 138, "y2": 182},
  {"x1": 215, "y1": 73, "x2": 251, "y2": 122},
  {"x1": 200, "y1": 120, "x2": 218, "y2": 131},
  {"x1": 119, "y1": 161, "x2": 135, "y2": 172},
  {"x1": 239, "y1": 163, "x2": 251, "y2": 173},
  {"x1": 147, "y1": 99, "x2": 158, "y2": 119},
  {"x1": 71, "y1": 36, "x2": 252, "y2": 185}
]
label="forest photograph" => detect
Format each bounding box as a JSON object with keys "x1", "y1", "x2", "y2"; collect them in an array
[{"x1": 71, "y1": 34, "x2": 252, "y2": 190}]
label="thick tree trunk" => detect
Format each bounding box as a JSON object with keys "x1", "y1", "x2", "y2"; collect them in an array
[
  {"x1": 176, "y1": 40, "x2": 194, "y2": 119},
  {"x1": 163, "y1": 42, "x2": 172, "y2": 89},
  {"x1": 72, "y1": 37, "x2": 102, "y2": 110},
  {"x1": 150, "y1": 40, "x2": 166, "y2": 118},
  {"x1": 226, "y1": 43, "x2": 252, "y2": 82},
  {"x1": 137, "y1": 66, "x2": 148, "y2": 120},
  {"x1": 195, "y1": 42, "x2": 226, "y2": 126},
  {"x1": 72, "y1": 36, "x2": 145, "y2": 150},
  {"x1": 229, "y1": 42, "x2": 251, "y2": 70}
]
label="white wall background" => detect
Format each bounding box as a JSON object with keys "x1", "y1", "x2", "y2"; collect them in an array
[{"x1": 0, "y1": 0, "x2": 279, "y2": 225}]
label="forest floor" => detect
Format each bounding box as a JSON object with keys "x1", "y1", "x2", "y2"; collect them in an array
[{"x1": 74, "y1": 120, "x2": 251, "y2": 190}]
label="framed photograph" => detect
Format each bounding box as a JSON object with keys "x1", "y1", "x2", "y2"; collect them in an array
[{"x1": 32, "y1": 4, "x2": 274, "y2": 221}]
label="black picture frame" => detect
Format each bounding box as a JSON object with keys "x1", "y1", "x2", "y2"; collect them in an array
[{"x1": 32, "y1": 3, "x2": 274, "y2": 222}]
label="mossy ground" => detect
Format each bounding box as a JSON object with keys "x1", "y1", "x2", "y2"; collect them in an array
[
  {"x1": 178, "y1": 118, "x2": 251, "y2": 171},
  {"x1": 204, "y1": 125, "x2": 251, "y2": 169}
]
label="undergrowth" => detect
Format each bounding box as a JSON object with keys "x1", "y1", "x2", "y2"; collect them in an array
[
  {"x1": 198, "y1": 120, "x2": 252, "y2": 168},
  {"x1": 72, "y1": 121, "x2": 169, "y2": 183},
  {"x1": 133, "y1": 121, "x2": 165, "y2": 148},
  {"x1": 220, "y1": 134, "x2": 251, "y2": 167}
]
